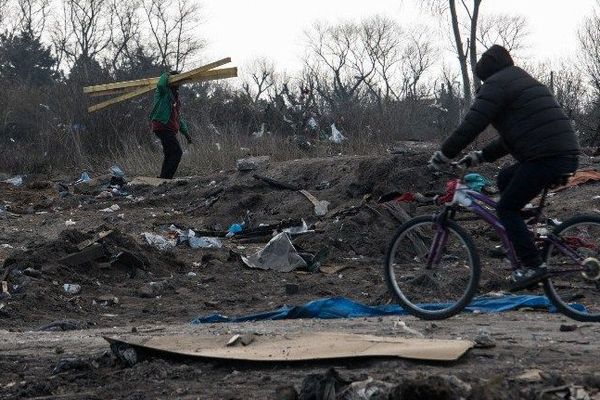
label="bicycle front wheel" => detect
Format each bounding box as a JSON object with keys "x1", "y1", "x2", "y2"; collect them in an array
[
  {"x1": 544, "y1": 214, "x2": 600, "y2": 322},
  {"x1": 384, "y1": 215, "x2": 481, "y2": 320}
]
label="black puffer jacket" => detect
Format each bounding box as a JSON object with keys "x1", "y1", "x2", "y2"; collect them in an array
[{"x1": 441, "y1": 45, "x2": 580, "y2": 162}]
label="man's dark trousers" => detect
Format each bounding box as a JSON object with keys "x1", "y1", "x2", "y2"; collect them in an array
[
  {"x1": 155, "y1": 130, "x2": 182, "y2": 179},
  {"x1": 496, "y1": 156, "x2": 578, "y2": 268}
]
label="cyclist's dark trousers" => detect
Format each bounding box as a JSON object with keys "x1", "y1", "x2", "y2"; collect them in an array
[
  {"x1": 155, "y1": 130, "x2": 182, "y2": 179},
  {"x1": 496, "y1": 156, "x2": 578, "y2": 268}
]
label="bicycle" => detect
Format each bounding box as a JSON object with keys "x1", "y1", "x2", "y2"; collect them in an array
[{"x1": 384, "y1": 166, "x2": 600, "y2": 321}]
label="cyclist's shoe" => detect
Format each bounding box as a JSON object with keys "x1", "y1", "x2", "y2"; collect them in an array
[{"x1": 509, "y1": 264, "x2": 549, "y2": 292}]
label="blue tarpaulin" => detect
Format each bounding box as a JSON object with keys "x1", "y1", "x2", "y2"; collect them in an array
[{"x1": 191, "y1": 295, "x2": 585, "y2": 324}]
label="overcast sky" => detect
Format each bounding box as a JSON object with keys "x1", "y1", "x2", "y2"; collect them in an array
[{"x1": 200, "y1": 0, "x2": 596, "y2": 73}]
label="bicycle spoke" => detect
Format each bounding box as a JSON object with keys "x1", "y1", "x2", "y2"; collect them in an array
[
  {"x1": 545, "y1": 217, "x2": 600, "y2": 320},
  {"x1": 386, "y1": 218, "x2": 478, "y2": 317}
]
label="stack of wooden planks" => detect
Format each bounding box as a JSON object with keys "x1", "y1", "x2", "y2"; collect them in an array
[{"x1": 83, "y1": 57, "x2": 237, "y2": 113}]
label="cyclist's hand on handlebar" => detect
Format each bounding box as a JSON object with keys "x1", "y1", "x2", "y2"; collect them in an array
[
  {"x1": 428, "y1": 150, "x2": 452, "y2": 171},
  {"x1": 458, "y1": 150, "x2": 484, "y2": 169}
]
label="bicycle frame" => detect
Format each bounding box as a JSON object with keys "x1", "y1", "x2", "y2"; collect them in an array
[{"x1": 429, "y1": 181, "x2": 585, "y2": 272}]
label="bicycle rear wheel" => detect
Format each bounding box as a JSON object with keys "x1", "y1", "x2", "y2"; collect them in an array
[
  {"x1": 384, "y1": 215, "x2": 481, "y2": 320},
  {"x1": 544, "y1": 214, "x2": 600, "y2": 322}
]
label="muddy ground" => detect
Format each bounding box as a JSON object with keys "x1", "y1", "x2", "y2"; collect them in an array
[{"x1": 1, "y1": 148, "x2": 600, "y2": 399}]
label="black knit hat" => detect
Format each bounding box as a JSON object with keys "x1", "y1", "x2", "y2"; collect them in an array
[{"x1": 475, "y1": 45, "x2": 514, "y2": 81}]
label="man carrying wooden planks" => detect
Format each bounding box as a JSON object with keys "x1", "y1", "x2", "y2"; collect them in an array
[{"x1": 149, "y1": 71, "x2": 192, "y2": 179}]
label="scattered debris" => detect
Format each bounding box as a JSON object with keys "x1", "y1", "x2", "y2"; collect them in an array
[
  {"x1": 241, "y1": 232, "x2": 307, "y2": 272},
  {"x1": 299, "y1": 190, "x2": 330, "y2": 216},
  {"x1": 75, "y1": 172, "x2": 91, "y2": 184},
  {"x1": 3, "y1": 176, "x2": 24, "y2": 187},
  {"x1": 63, "y1": 283, "x2": 82, "y2": 294},
  {"x1": 142, "y1": 232, "x2": 176, "y2": 251},
  {"x1": 338, "y1": 377, "x2": 396, "y2": 400},
  {"x1": 94, "y1": 295, "x2": 119, "y2": 306},
  {"x1": 515, "y1": 369, "x2": 544, "y2": 383},
  {"x1": 37, "y1": 320, "x2": 87, "y2": 332},
  {"x1": 189, "y1": 236, "x2": 223, "y2": 249},
  {"x1": 77, "y1": 230, "x2": 114, "y2": 251},
  {"x1": 53, "y1": 357, "x2": 91, "y2": 374},
  {"x1": 236, "y1": 156, "x2": 270, "y2": 171},
  {"x1": 393, "y1": 320, "x2": 424, "y2": 337},
  {"x1": 226, "y1": 223, "x2": 244, "y2": 237},
  {"x1": 474, "y1": 328, "x2": 496, "y2": 348},
  {"x1": 100, "y1": 204, "x2": 121, "y2": 213},
  {"x1": 299, "y1": 368, "x2": 349, "y2": 400},
  {"x1": 110, "y1": 342, "x2": 139, "y2": 367},
  {"x1": 329, "y1": 123, "x2": 346, "y2": 143},
  {"x1": 226, "y1": 333, "x2": 255, "y2": 347}
]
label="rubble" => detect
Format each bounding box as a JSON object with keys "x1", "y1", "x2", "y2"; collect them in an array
[{"x1": 236, "y1": 156, "x2": 271, "y2": 171}]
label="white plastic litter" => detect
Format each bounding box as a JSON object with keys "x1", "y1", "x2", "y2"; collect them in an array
[
  {"x1": 189, "y1": 237, "x2": 223, "y2": 249},
  {"x1": 100, "y1": 204, "x2": 120, "y2": 213},
  {"x1": 142, "y1": 232, "x2": 176, "y2": 251},
  {"x1": 329, "y1": 123, "x2": 346, "y2": 143},
  {"x1": 3, "y1": 176, "x2": 23, "y2": 187},
  {"x1": 65, "y1": 219, "x2": 76, "y2": 226},
  {"x1": 283, "y1": 219, "x2": 309, "y2": 235},
  {"x1": 63, "y1": 283, "x2": 81, "y2": 294}
]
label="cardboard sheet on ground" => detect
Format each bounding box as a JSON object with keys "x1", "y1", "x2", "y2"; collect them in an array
[{"x1": 104, "y1": 332, "x2": 473, "y2": 362}]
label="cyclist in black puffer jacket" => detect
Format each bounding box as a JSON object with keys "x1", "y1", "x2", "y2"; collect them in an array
[{"x1": 429, "y1": 44, "x2": 580, "y2": 291}]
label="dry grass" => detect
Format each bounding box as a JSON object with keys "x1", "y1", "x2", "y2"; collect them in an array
[{"x1": 99, "y1": 130, "x2": 394, "y2": 177}]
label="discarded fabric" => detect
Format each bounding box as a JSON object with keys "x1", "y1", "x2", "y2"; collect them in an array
[
  {"x1": 241, "y1": 232, "x2": 307, "y2": 272},
  {"x1": 191, "y1": 295, "x2": 586, "y2": 324}
]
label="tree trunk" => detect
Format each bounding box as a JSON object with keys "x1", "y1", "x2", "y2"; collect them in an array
[
  {"x1": 470, "y1": 0, "x2": 483, "y2": 91},
  {"x1": 449, "y1": 0, "x2": 472, "y2": 104}
]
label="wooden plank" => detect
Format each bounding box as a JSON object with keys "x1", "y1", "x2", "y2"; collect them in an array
[
  {"x1": 88, "y1": 67, "x2": 237, "y2": 113},
  {"x1": 83, "y1": 57, "x2": 231, "y2": 94},
  {"x1": 89, "y1": 87, "x2": 140, "y2": 98}
]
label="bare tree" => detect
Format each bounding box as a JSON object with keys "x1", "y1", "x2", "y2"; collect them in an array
[
  {"x1": 242, "y1": 57, "x2": 276, "y2": 104},
  {"x1": 400, "y1": 27, "x2": 435, "y2": 99},
  {"x1": 0, "y1": 0, "x2": 10, "y2": 29},
  {"x1": 143, "y1": 0, "x2": 203, "y2": 70},
  {"x1": 580, "y1": 2, "x2": 600, "y2": 94},
  {"x1": 52, "y1": 0, "x2": 113, "y2": 63},
  {"x1": 108, "y1": 0, "x2": 141, "y2": 72},
  {"x1": 424, "y1": 0, "x2": 482, "y2": 101},
  {"x1": 361, "y1": 15, "x2": 403, "y2": 104},
  {"x1": 478, "y1": 13, "x2": 528, "y2": 53},
  {"x1": 16, "y1": 0, "x2": 50, "y2": 36},
  {"x1": 304, "y1": 21, "x2": 376, "y2": 111}
]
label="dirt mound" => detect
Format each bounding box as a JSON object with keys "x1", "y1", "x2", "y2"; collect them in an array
[{"x1": 0, "y1": 228, "x2": 188, "y2": 329}]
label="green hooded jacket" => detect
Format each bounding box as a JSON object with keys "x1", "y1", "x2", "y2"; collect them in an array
[{"x1": 148, "y1": 73, "x2": 188, "y2": 135}]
